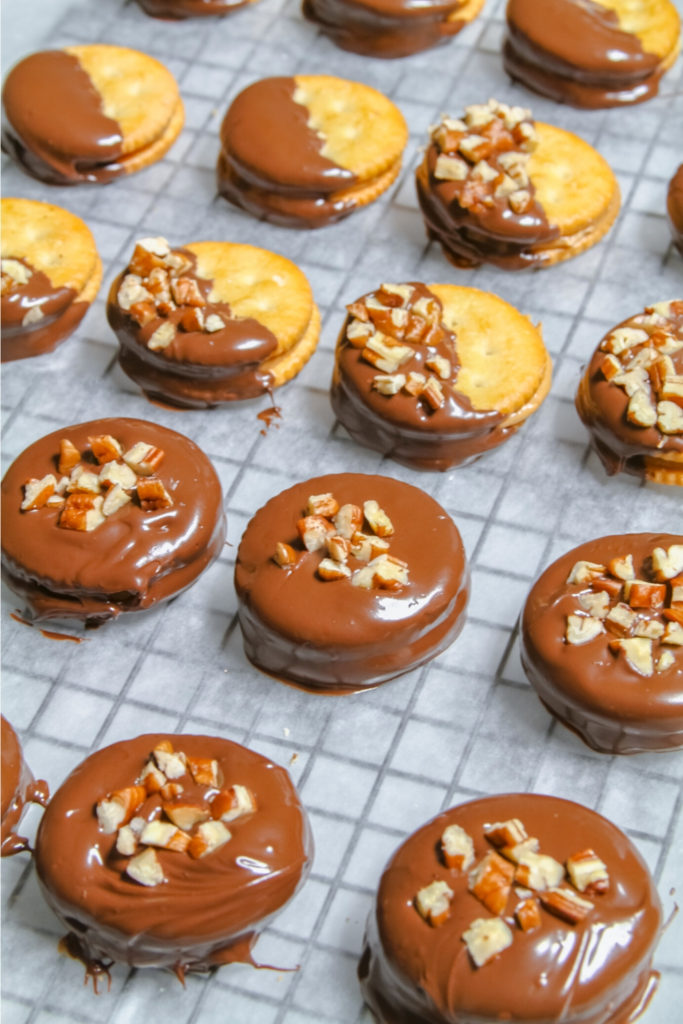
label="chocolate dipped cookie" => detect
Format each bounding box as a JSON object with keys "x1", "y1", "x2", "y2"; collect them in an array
[
  {"x1": 2, "y1": 45, "x2": 184, "y2": 185},
  {"x1": 137, "y1": 0, "x2": 257, "y2": 15},
  {"x1": 521, "y1": 534, "x2": 683, "y2": 754},
  {"x1": 331, "y1": 282, "x2": 551, "y2": 470},
  {"x1": 34, "y1": 733, "x2": 312, "y2": 977},
  {"x1": 416, "y1": 98, "x2": 620, "y2": 270},
  {"x1": 504, "y1": 0, "x2": 681, "y2": 108},
  {"x1": 108, "y1": 236, "x2": 319, "y2": 408},
  {"x1": 575, "y1": 300, "x2": 683, "y2": 484},
  {"x1": 667, "y1": 164, "x2": 683, "y2": 256},
  {"x1": 359, "y1": 792, "x2": 662, "y2": 1023},
  {"x1": 302, "y1": 0, "x2": 485, "y2": 58},
  {"x1": 217, "y1": 75, "x2": 408, "y2": 228},
  {"x1": 1, "y1": 198, "x2": 102, "y2": 362},
  {"x1": 1, "y1": 418, "x2": 226, "y2": 625},
  {"x1": 234, "y1": 473, "x2": 468, "y2": 692},
  {"x1": 2, "y1": 716, "x2": 49, "y2": 857}
]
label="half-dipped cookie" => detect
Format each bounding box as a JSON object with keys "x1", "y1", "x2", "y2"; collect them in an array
[
  {"x1": 234, "y1": 473, "x2": 468, "y2": 692},
  {"x1": 107, "y1": 236, "x2": 319, "y2": 407},
  {"x1": 416, "y1": 98, "x2": 620, "y2": 270},
  {"x1": 2, "y1": 45, "x2": 184, "y2": 185},
  {"x1": 668, "y1": 165, "x2": 683, "y2": 256},
  {"x1": 331, "y1": 282, "x2": 551, "y2": 470},
  {"x1": 521, "y1": 534, "x2": 683, "y2": 754},
  {"x1": 302, "y1": 0, "x2": 485, "y2": 58},
  {"x1": 1, "y1": 198, "x2": 102, "y2": 362},
  {"x1": 504, "y1": 0, "x2": 681, "y2": 108},
  {"x1": 360, "y1": 793, "x2": 662, "y2": 1023},
  {"x1": 1, "y1": 716, "x2": 49, "y2": 857},
  {"x1": 217, "y1": 75, "x2": 408, "y2": 228},
  {"x1": 575, "y1": 300, "x2": 683, "y2": 484},
  {"x1": 137, "y1": 0, "x2": 258, "y2": 15},
  {"x1": 1, "y1": 418, "x2": 226, "y2": 624},
  {"x1": 34, "y1": 733, "x2": 312, "y2": 976}
]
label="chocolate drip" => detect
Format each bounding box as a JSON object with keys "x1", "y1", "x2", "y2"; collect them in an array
[
  {"x1": 668, "y1": 165, "x2": 683, "y2": 256},
  {"x1": 2, "y1": 50, "x2": 124, "y2": 184},
  {"x1": 138, "y1": 0, "x2": 248, "y2": 15},
  {"x1": 505, "y1": 0, "x2": 663, "y2": 108},
  {"x1": 1, "y1": 259, "x2": 86, "y2": 362},
  {"x1": 1, "y1": 716, "x2": 49, "y2": 857},
  {"x1": 302, "y1": 0, "x2": 465, "y2": 58}
]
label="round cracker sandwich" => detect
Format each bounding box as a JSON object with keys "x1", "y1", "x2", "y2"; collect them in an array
[
  {"x1": 1, "y1": 45, "x2": 184, "y2": 185},
  {"x1": 108, "y1": 237, "x2": 319, "y2": 408},
  {"x1": 217, "y1": 75, "x2": 408, "y2": 228},
  {"x1": 1, "y1": 198, "x2": 102, "y2": 362},
  {"x1": 331, "y1": 282, "x2": 551, "y2": 470}
]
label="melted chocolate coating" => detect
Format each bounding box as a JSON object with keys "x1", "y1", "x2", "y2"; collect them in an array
[
  {"x1": 34, "y1": 734, "x2": 312, "y2": 972},
  {"x1": 1, "y1": 716, "x2": 49, "y2": 857},
  {"x1": 234, "y1": 473, "x2": 469, "y2": 692},
  {"x1": 667, "y1": 165, "x2": 683, "y2": 257},
  {"x1": 1, "y1": 418, "x2": 226, "y2": 624},
  {"x1": 416, "y1": 146, "x2": 559, "y2": 271},
  {"x1": 137, "y1": 0, "x2": 250, "y2": 16},
  {"x1": 504, "y1": 0, "x2": 664, "y2": 108},
  {"x1": 331, "y1": 285, "x2": 507, "y2": 471},
  {"x1": 575, "y1": 307, "x2": 683, "y2": 478},
  {"x1": 217, "y1": 77, "x2": 359, "y2": 229},
  {"x1": 521, "y1": 534, "x2": 683, "y2": 754},
  {"x1": 107, "y1": 249, "x2": 278, "y2": 408},
  {"x1": 1, "y1": 51, "x2": 124, "y2": 185},
  {"x1": 360, "y1": 793, "x2": 662, "y2": 1024},
  {"x1": 302, "y1": 0, "x2": 466, "y2": 59},
  {"x1": 1, "y1": 260, "x2": 86, "y2": 363}
]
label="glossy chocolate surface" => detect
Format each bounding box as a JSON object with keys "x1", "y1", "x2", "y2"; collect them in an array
[
  {"x1": 504, "y1": 0, "x2": 663, "y2": 108},
  {"x1": 1, "y1": 418, "x2": 226, "y2": 624},
  {"x1": 137, "y1": 0, "x2": 250, "y2": 15},
  {"x1": 34, "y1": 733, "x2": 312, "y2": 971},
  {"x1": 1, "y1": 260, "x2": 86, "y2": 362},
  {"x1": 1, "y1": 50, "x2": 124, "y2": 184},
  {"x1": 1, "y1": 716, "x2": 49, "y2": 857},
  {"x1": 234, "y1": 472, "x2": 469, "y2": 692},
  {"x1": 521, "y1": 534, "x2": 683, "y2": 754},
  {"x1": 360, "y1": 792, "x2": 662, "y2": 1023},
  {"x1": 302, "y1": 0, "x2": 466, "y2": 58},
  {"x1": 576, "y1": 305, "x2": 683, "y2": 478},
  {"x1": 331, "y1": 284, "x2": 507, "y2": 471},
  {"x1": 108, "y1": 249, "x2": 278, "y2": 408},
  {"x1": 217, "y1": 77, "x2": 359, "y2": 228},
  {"x1": 668, "y1": 165, "x2": 683, "y2": 256}
]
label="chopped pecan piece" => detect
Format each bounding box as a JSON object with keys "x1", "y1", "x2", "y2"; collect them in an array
[
  {"x1": 415, "y1": 879, "x2": 453, "y2": 927},
  {"x1": 540, "y1": 886, "x2": 594, "y2": 924},
  {"x1": 468, "y1": 851, "x2": 514, "y2": 915},
  {"x1": 441, "y1": 823, "x2": 475, "y2": 870},
  {"x1": 462, "y1": 917, "x2": 513, "y2": 967}
]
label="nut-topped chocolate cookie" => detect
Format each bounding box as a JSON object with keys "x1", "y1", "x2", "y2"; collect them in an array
[
  {"x1": 504, "y1": 0, "x2": 681, "y2": 108},
  {"x1": 234, "y1": 473, "x2": 469, "y2": 692},
  {"x1": 2, "y1": 45, "x2": 184, "y2": 185},
  {"x1": 576, "y1": 300, "x2": 683, "y2": 485},
  {"x1": 217, "y1": 76, "x2": 408, "y2": 228},
  {"x1": 302, "y1": 0, "x2": 485, "y2": 59},
  {"x1": 107, "y1": 236, "x2": 319, "y2": 408},
  {"x1": 416, "y1": 98, "x2": 620, "y2": 270},
  {"x1": 360, "y1": 793, "x2": 662, "y2": 1023},
  {"x1": 1, "y1": 198, "x2": 102, "y2": 362},
  {"x1": 521, "y1": 534, "x2": 683, "y2": 754},
  {"x1": 331, "y1": 282, "x2": 551, "y2": 470},
  {"x1": 1, "y1": 716, "x2": 49, "y2": 857},
  {"x1": 1, "y1": 418, "x2": 226, "y2": 625},
  {"x1": 34, "y1": 734, "x2": 312, "y2": 978}
]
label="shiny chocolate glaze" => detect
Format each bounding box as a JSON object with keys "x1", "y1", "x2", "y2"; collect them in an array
[
  {"x1": 521, "y1": 534, "x2": 683, "y2": 754},
  {"x1": 302, "y1": 0, "x2": 466, "y2": 58},
  {"x1": 360, "y1": 793, "x2": 662, "y2": 1024},
  {"x1": 504, "y1": 0, "x2": 664, "y2": 108},
  {"x1": 2, "y1": 50, "x2": 124, "y2": 185},
  {"x1": 1, "y1": 716, "x2": 49, "y2": 857},
  {"x1": 34, "y1": 733, "x2": 312, "y2": 972},
  {"x1": 416, "y1": 146, "x2": 559, "y2": 271},
  {"x1": 108, "y1": 249, "x2": 278, "y2": 408},
  {"x1": 576, "y1": 306, "x2": 683, "y2": 479},
  {"x1": 137, "y1": 0, "x2": 250, "y2": 16},
  {"x1": 667, "y1": 165, "x2": 683, "y2": 257},
  {"x1": 331, "y1": 284, "x2": 507, "y2": 471},
  {"x1": 1, "y1": 259, "x2": 86, "y2": 362},
  {"x1": 234, "y1": 473, "x2": 469, "y2": 692},
  {"x1": 217, "y1": 77, "x2": 359, "y2": 229},
  {"x1": 1, "y1": 418, "x2": 226, "y2": 624}
]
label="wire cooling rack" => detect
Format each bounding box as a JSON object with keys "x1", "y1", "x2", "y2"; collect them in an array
[{"x1": 1, "y1": 1, "x2": 682, "y2": 1021}]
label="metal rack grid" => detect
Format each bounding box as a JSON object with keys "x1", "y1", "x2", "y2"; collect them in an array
[{"x1": 1, "y1": 1, "x2": 682, "y2": 1021}]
